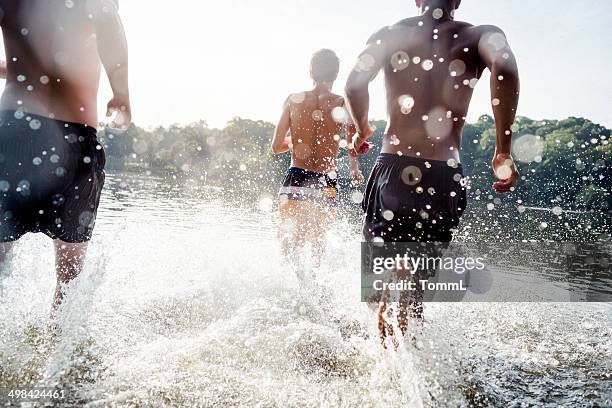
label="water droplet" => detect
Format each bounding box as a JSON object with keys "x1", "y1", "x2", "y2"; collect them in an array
[
  {"x1": 355, "y1": 53, "x2": 376, "y2": 72},
  {"x1": 351, "y1": 191, "x2": 364, "y2": 203},
  {"x1": 331, "y1": 106, "x2": 348, "y2": 123},
  {"x1": 391, "y1": 51, "x2": 410, "y2": 71},
  {"x1": 421, "y1": 59, "x2": 434, "y2": 71},
  {"x1": 383, "y1": 210, "x2": 394, "y2": 221},
  {"x1": 495, "y1": 164, "x2": 513, "y2": 180},
  {"x1": 487, "y1": 32, "x2": 508, "y2": 51},
  {"x1": 401, "y1": 166, "x2": 422, "y2": 186},
  {"x1": 0, "y1": 180, "x2": 10, "y2": 192},
  {"x1": 448, "y1": 59, "x2": 466, "y2": 77},
  {"x1": 289, "y1": 92, "x2": 305, "y2": 104},
  {"x1": 398, "y1": 94, "x2": 415, "y2": 114},
  {"x1": 512, "y1": 134, "x2": 544, "y2": 163},
  {"x1": 28, "y1": 119, "x2": 41, "y2": 130},
  {"x1": 259, "y1": 196, "x2": 274, "y2": 212}
]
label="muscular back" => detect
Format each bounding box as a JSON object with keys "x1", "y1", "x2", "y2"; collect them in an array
[
  {"x1": 287, "y1": 90, "x2": 346, "y2": 173},
  {"x1": 0, "y1": 0, "x2": 101, "y2": 126},
  {"x1": 354, "y1": 17, "x2": 513, "y2": 162}
]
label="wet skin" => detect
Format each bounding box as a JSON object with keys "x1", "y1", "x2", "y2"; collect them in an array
[
  {"x1": 272, "y1": 82, "x2": 363, "y2": 272},
  {"x1": 346, "y1": 7, "x2": 520, "y2": 192},
  {"x1": 0, "y1": 0, "x2": 130, "y2": 311},
  {"x1": 274, "y1": 84, "x2": 355, "y2": 175},
  {"x1": 0, "y1": 0, "x2": 130, "y2": 128}
]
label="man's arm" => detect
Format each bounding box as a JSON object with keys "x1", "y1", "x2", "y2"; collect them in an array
[
  {"x1": 478, "y1": 26, "x2": 520, "y2": 192},
  {"x1": 346, "y1": 122, "x2": 364, "y2": 186},
  {"x1": 92, "y1": 0, "x2": 131, "y2": 129},
  {"x1": 0, "y1": 60, "x2": 6, "y2": 79},
  {"x1": 345, "y1": 29, "x2": 388, "y2": 152},
  {"x1": 271, "y1": 98, "x2": 291, "y2": 154}
]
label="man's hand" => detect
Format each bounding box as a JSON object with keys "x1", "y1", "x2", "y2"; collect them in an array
[
  {"x1": 106, "y1": 95, "x2": 131, "y2": 131},
  {"x1": 492, "y1": 153, "x2": 518, "y2": 193},
  {"x1": 350, "y1": 126, "x2": 375, "y2": 156}
]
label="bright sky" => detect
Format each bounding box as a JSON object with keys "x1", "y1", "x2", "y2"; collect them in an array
[{"x1": 3, "y1": 0, "x2": 612, "y2": 129}]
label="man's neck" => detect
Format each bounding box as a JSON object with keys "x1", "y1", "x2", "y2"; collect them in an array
[
  {"x1": 420, "y1": 2, "x2": 455, "y2": 20},
  {"x1": 313, "y1": 82, "x2": 332, "y2": 92}
]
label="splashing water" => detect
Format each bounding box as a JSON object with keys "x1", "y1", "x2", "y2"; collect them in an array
[{"x1": 0, "y1": 173, "x2": 610, "y2": 407}]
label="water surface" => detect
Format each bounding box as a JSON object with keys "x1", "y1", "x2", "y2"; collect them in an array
[{"x1": 0, "y1": 173, "x2": 610, "y2": 407}]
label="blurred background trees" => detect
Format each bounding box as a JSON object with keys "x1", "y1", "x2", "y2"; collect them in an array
[{"x1": 98, "y1": 115, "x2": 611, "y2": 211}]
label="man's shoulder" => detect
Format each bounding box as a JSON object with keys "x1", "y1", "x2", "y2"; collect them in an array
[
  {"x1": 392, "y1": 16, "x2": 422, "y2": 28},
  {"x1": 470, "y1": 24, "x2": 507, "y2": 37},
  {"x1": 285, "y1": 90, "x2": 314, "y2": 106},
  {"x1": 366, "y1": 17, "x2": 419, "y2": 44}
]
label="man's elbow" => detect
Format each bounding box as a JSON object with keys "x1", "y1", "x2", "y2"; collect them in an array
[
  {"x1": 345, "y1": 76, "x2": 366, "y2": 98},
  {"x1": 345, "y1": 83, "x2": 360, "y2": 100},
  {"x1": 492, "y1": 60, "x2": 519, "y2": 80}
]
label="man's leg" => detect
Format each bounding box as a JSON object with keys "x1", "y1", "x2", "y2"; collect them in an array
[
  {"x1": 306, "y1": 205, "x2": 335, "y2": 270},
  {"x1": 53, "y1": 240, "x2": 88, "y2": 311},
  {"x1": 0, "y1": 242, "x2": 14, "y2": 266}
]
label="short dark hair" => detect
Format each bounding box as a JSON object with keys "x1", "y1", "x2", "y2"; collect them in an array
[{"x1": 310, "y1": 49, "x2": 340, "y2": 83}]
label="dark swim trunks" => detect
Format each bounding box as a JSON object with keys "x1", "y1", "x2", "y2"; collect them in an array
[
  {"x1": 362, "y1": 154, "x2": 467, "y2": 243},
  {"x1": 0, "y1": 111, "x2": 106, "y2": 243},
  {"x1": 279, "y1": 167, "x2": 338, "y2": 206}
]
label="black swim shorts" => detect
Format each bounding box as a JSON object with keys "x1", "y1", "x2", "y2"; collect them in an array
[
  {"x1": 0, "y1": 111, "x2": 106, "y2": 243},
  {"x1": 362, "y1": 154, "x2": 467, "y2": 243},
  {"x1": 279, "y1": 167, "x2": 338, "y2": 205}
]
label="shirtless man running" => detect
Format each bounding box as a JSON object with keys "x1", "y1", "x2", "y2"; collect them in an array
[
  {"x1": 345, "y1": 0, "x2": 519, "y2": 340},
  {"x1": 272, "y1": 49, "x2": 366, "y2": 274},
  {"x1": 0, "y1": 0, "x2": 130, "y2": 310}
]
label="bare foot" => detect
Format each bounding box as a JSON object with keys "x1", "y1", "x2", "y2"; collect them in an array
[{"x1": 378, "y1": 303, "x2": 399, "y2": 350}]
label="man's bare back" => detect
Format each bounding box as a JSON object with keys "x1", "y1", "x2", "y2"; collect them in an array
[
  {"x1": 286, "y1": 88, "x2": 346, "y2": 174},
  {"x1": 0, "y1": 0, "x2": 129, "y2": 128},
  {"x1": 376, "y1": 19, "x2": 500, "y2": 161},
  {"x1": 346, "y1": 2, "x2": 520, "y2": 192}
]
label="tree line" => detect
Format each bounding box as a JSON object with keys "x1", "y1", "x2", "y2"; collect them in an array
[{"x1": 99, "y1": 115, "x2": 611, "y2": 212}]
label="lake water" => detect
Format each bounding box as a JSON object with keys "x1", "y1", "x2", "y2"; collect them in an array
[{"x1": 0, "y1": 172, "x2": 611, "y2": 407}]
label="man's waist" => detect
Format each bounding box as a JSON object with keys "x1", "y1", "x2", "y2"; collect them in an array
[
  {"x1": 0, "y1": 88, "x2": 98, "y2": 129},
  {"x1": 0, "y1": 109, "x2": 98, "y2": 135}
]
